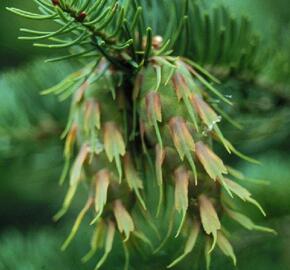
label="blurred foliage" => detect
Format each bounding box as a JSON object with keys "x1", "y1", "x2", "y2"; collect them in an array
[
  {"x1": 238, "y1": 152, "x2": 290, "y2": 218},
  {"x1": 0, "y1": 214, "x2": 289, "y2": 270},
  {"x1": 216, "y1": 79, "x2": 290, "y2": 155},
  {"x1": 0, "y1": 227, "x2": 93, "y2": 270},
  {"x1": 210, "y1": 0, "x2": 290, "y2": 85},
  {"x1": 0, "y1": 60, "x2": 79, "y2": 228},
  {"x1": 0, "y1": 0, "x2": 58, "y2": 70},
  {"x1": 214, "y1": 217, "x2": 290, "y2": 270}
]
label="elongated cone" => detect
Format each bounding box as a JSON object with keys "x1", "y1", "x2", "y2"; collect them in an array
[
  {"x1": 199, "y1": 194, "x2": 221, "y2": 252},
  {"x1": 10, "y1": 0, "x2": 269, "y2": 266},
  {"x1": 28, "y1": 36, "x2": 270, "y2": 267}
]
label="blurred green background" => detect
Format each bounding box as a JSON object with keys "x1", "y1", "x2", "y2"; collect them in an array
[{"x1": 0, "y1": 1, "x2": 289, "y2": 269}]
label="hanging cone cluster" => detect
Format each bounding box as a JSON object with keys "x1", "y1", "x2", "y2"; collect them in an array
[
  {"x1": 47, "y1": 55, "x2": 274, "y2": 269},
  {"x1": 9, "y1": 0, "x2": 275, "y2": 269}
]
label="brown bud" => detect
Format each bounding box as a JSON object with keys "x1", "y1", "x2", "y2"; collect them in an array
[
  {"x1": 76, "y1": 12, "x2": 87, "y2": 22},
  {"x1": 52, "y1": 0, "x2": 60, "y2": 6},
  {"x1": 152, "y1": 35, "x2": 163, "y2": 49}
]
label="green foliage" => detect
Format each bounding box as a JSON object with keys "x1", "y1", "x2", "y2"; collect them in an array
[
  {"x1": 0, "y1": 60, "x2": 77, "y2": 156},
  {"x1": 0, "y1": 228, "x2": 92, "y2": 270},
  {"x1": 0, "y1": 60, "x2": 79, "y2": 222},
  {"x1": 1, "y1": 216, "x2": 289, "y2": 270},
  {"x1": 8, "y1": 0, "x2": 155, "y2": 69},
  {"x1": 216, "y1": 79, "x2": 290, "y2": 154},
  {"x1": 145, "y1": 0, "x2": 260, "y2": 71},
  {"x1": 0, "y1": 0, "x2": 57, "y2": 69},
  {"x1": 238, "y1": 152, "x2": 290, "y2": 218},
  {"x1": 7, "y1": 0, "x2": 262, "y2": 74}
]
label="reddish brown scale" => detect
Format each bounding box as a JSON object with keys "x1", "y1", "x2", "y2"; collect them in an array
[
  {"x1": 83, "y1": 100, "x2": 101, "y2": 131},
  {"x1": 174, "y1": 166, "x2": 189, "y2": 213},
  {"x1": 76, "y1": 12, "x2": 87, "y2": 22},
  {"x1": 145, "y1": 92, "x2": 162, "y2": 123},
  {"x1": 195, "y1": 141, "x2": 227, "y2": 181},
  {"x1": 94, "y1": 169, "x2": 110, "y2": 213},
  {"x1": 172, "y1": 73, "x2": 192, "y2": 101},
  {"x1": 52, "y1": 0, "x2": 60, "y2": 6},
  {"x1": 169, "y1": 117, "x2": 195, "y2": 157}
]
